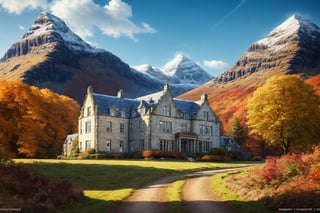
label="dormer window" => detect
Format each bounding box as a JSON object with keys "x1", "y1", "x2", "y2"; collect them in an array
[
  {"x1": 131, "y1": 109, "x2": 136, "y2": 117},
  {"x1": 109, "y1": 107, "x2": 116, "y2": 116},
  {"x1": 120, "y1": 110, "x2": 125, "y2": 118},
  {"x1": 163, "y1": 106, "x2": 171, "y2": 116}
]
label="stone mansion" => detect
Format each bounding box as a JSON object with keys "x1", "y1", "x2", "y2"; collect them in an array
[{"x1": 76, "y1": 84, "x2": 221, "y2": 156}]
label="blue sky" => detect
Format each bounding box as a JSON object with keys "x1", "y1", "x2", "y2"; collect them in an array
[{"x1": 0, "y1": 0, "x2": 319, "y2": 76}]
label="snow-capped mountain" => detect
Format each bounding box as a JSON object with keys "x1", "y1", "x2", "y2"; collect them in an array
[
  {"x1": 0, "y1": 12, "x2": 199, "y2": 102},
  {"x1": 132, "y1": 54, "x2": 212, "y2": 86},
  {"x1": 22, "y1": 12, "x2": 100, "y2": 54},
  {"x1": 214, "y1": 14, "x2": 320, "y2": 84},
  {"x1": 180, "y1": 14, "x2": 320, "y2": 135}
]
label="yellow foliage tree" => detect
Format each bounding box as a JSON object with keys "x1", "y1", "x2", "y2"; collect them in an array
[
  {"x1": 0, "y1": 80, "x2": 79, "y2": 158},
  {"x1": 247, "y1": 75, "x2": 320, "y2": 154}
]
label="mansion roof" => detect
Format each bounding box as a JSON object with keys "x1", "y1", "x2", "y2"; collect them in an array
[{"x1": 89, "y1": 85, "x2": 202, "y2": 119}]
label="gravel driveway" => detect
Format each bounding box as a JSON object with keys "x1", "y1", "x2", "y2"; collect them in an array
[{"x1": 113, "y1": 168, "x2": 240, "y2": 213}]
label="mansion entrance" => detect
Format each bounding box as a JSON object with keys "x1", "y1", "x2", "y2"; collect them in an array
[{"x1": 175, "y1": 132, "x2": 198, "y2": 156}]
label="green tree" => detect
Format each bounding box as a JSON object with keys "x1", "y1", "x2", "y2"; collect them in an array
[
  {"x1": 228, "y1": 117, "x2": 247, "y2": 146},
  {"x1": 247, "y1": 75, "x2": 320, "y2": 154}
]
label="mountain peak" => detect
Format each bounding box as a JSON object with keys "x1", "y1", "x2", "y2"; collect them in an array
[
  {"x1": 162, "y1": 54, "x2": 194, "y2": 76},
  {"x1": 22, "y1": 11, "x2": 99, "y2": 54},
  {"x1": 255, "y1": 14, "x2": 320, "y2": 51}
]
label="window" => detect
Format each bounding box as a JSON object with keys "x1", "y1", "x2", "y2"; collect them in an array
[
  {"x1": 106, "y1": 140, "x2": 111, "y2": 152},
  {"x1": 140, "y1": 139, "x2": 144, "y2": 150},
  {"x1": 199, "y1": 141, "x2": 202, "y2": 153},
  {"x1": 181, "y1": 123, "x2": 187, "y2": 132},
  {"x1": 85, "y1": 140, "x2": 91, "y2": 150},
  {"x1": 87, "y1": 107, "x2": 91, "y2": 116},
  {"x1": 139, "y1": 121, "x2": 144, "y2": 132},
  {"x1": 163, "y1": 106, "x2": 171, "y2": 116},
  {"x1": 85, "y1": 121, "x2": 91, "y2": 133},
  {"x1": 204, "y1": 141, "x2": 210, "y2": 152},
  {"x1": 110, "y1": 107, "x2": 116, "y2": 116},
  {"x1": 179, "y1": 111, "x2": 185, "y2": 119},
  {"x1": 119, "y1": 141, "x2": 124, "y2": 152},
  {"x1": 120, "y1": 110, "x2": 125, "y2": 118},
  {"x1": 131, "y1": 109, "x2": 136, "y2": 117},
  {"x1": 160, "y1": 121, "x2": 172, "y2": 134},
  {"x1": 160, "y1": 139, "x2": 172, "y2": 151},
  {"x1": 106, "y1": 121, "x2": 112, "y2": 132},
  {"x1": 120, "y1": 123, "x2": 125, "y2": 133},
  {"x1": 200, "y1": 125, "x2": 212, "y2": 136},
  {"x1": 203, "y1": 111, "x2": 209, "y2": 121}
]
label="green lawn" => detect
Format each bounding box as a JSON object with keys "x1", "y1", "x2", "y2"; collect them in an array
[{"x1": 15, "y1": 159, "x2": 255, "y2": 212}]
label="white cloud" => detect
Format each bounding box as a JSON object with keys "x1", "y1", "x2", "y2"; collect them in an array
[
  {"x1": 0, "y1": 0, "x2": 156, "y2": 41},
  {"x1": 203, "y1": 60, "x2": 228, "y2": 69},
  {"x1": 50, "y1": 0, "x2": 156, "y2": 41},
  {"x1": 0, "y1": 0, "x2": 48, "y2": 14}
]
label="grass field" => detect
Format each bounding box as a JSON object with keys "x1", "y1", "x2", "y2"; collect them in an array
[
  {"x1": 210, "y1": 171, "x2": 274, "y2": 213},
  {"x1": 15, "y1": 159, "x2": 256, "y2": 212}
]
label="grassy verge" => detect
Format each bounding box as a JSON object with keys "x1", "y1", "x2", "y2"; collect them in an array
[
  {"x1": 210, "y1": 171, "x2": 273, "y2": 213},
  {"x1": 15, "y1": 159, "x2": 256, "y2": 212},
  {"x1": 166, "y1": 179, "x2": 188, "y2": 213}
]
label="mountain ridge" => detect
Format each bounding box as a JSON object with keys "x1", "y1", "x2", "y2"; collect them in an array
[
  {"x1": 132, "y1": 54, "x2": 212, "y2": 85},
  {"x1": 0, "y1": 12, "x2": 209, "y2": 102},
  {"x1": 179, "y1": 14, "x2": 320, "y2": 135}
]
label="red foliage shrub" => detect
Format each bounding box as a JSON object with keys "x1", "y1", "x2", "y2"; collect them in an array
[
  {"x1": 142, "y1": 150, "x2": 186, "y2": 159},
  {"x1": 0, "y1": 165, "x2": 83, "y2": 212},
  {"x1": 200, "y1": 154, "x2": 232, "y2": 162},
  {"x1": 262, "y1": 157, "x2": 277, "y2": 182}
]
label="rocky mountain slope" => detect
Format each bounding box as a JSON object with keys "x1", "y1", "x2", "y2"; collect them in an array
[
  {"x1": 132, "y1": 54, "x2": 212, "y2": 93},
  {"x1": 180, "y1": 15, "x2": 320, "y2": 133},
  {"x1": 0, "y1": 12, "x2": 208, "y2": 102}
]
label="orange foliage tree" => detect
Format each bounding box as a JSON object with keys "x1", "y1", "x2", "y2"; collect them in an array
[{"x1": 0, "y1": 80, "x2": 79, "y2": 158}]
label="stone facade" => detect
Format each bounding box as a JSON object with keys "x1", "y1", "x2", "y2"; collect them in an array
[{"x1": 78, "y1": 84, "x2": 221, "y2": 156}]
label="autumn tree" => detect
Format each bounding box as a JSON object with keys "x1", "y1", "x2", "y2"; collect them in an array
[
  {"x1": 0, "y1": 80, "x2": 80, "y2": 158},
  {"x1": 247, "y1": 75, "x2": 320, "y2": 154},
  {"x1": 228, "y1": 117, "x2": 247, "y2": 146}
]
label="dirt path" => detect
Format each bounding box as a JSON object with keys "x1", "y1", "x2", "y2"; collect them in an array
[
  {"x1": 112, "y1": 175, "x2": 181, "y2": 213},
  {"x1": 182, "y1": 169, "x2": 237, "y2": 213},
  {"x1": 113, "y1": 168, "x2": 241, "y2": 213}
]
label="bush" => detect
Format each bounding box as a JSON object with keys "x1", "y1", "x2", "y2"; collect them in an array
[
  {"x1": 200, "y1": 154, "x2": 231, "y2": 162},
  {"x1": 209, "y1": 148, "x2": 226, "y2": 155},
  {"x1": 142, "y1": 150, "x2": 186, "y2": 160},
  {"x1": 0, "y1": 164, "x2": 83, "y2": 212},
  {"x1": 226, "y1": 146, "x2": 320, "y2": 209}
]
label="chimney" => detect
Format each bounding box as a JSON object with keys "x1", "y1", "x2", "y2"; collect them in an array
[
  {"x1": 117, "y1": 89, "x2": 124, "y2": 98},
  {"x1": 87, "y1": 85, "x2": 93, "y2": 94},
  {"x1": 164, "y1": 83, "x2": 170, "y2": 93},
  {"x1": 200, "y1": 93, "x2": 208, "y2": 103}
]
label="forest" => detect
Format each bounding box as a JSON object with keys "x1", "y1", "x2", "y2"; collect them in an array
[{"x1": 0, "y1": 80, "x2": 79, "y2": 158}]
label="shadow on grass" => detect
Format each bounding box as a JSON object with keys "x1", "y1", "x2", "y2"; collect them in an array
[
  {"x1": 113, "y1": 200, "x2": 273, "y2": 213},
  {"x1": 23, "y1": 162, "x2": 176, "y2": 190},
  {"x1": 21, "y1": 162, "x2": 270, "y2": 213}
]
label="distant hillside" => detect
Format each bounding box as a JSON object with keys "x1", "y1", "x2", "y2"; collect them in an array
[{"x1": 180, "y1": 15, "x2": 320, "y2": 132}]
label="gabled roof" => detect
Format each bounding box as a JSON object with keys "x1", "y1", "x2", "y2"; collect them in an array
[
  {"x1": 174, "y1": 99, "x2": 199, "y2": 119},
  {"x1": 89, "y1": 84, "x2": 202, "y2": 119},
  {"x1": 92, "y1": 93, "x2": 140, "y2": 118}
]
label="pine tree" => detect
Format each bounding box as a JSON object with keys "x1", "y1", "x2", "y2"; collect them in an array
[{"x1": 229, "y1": 117, "x2": 247, "y2": 146}]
